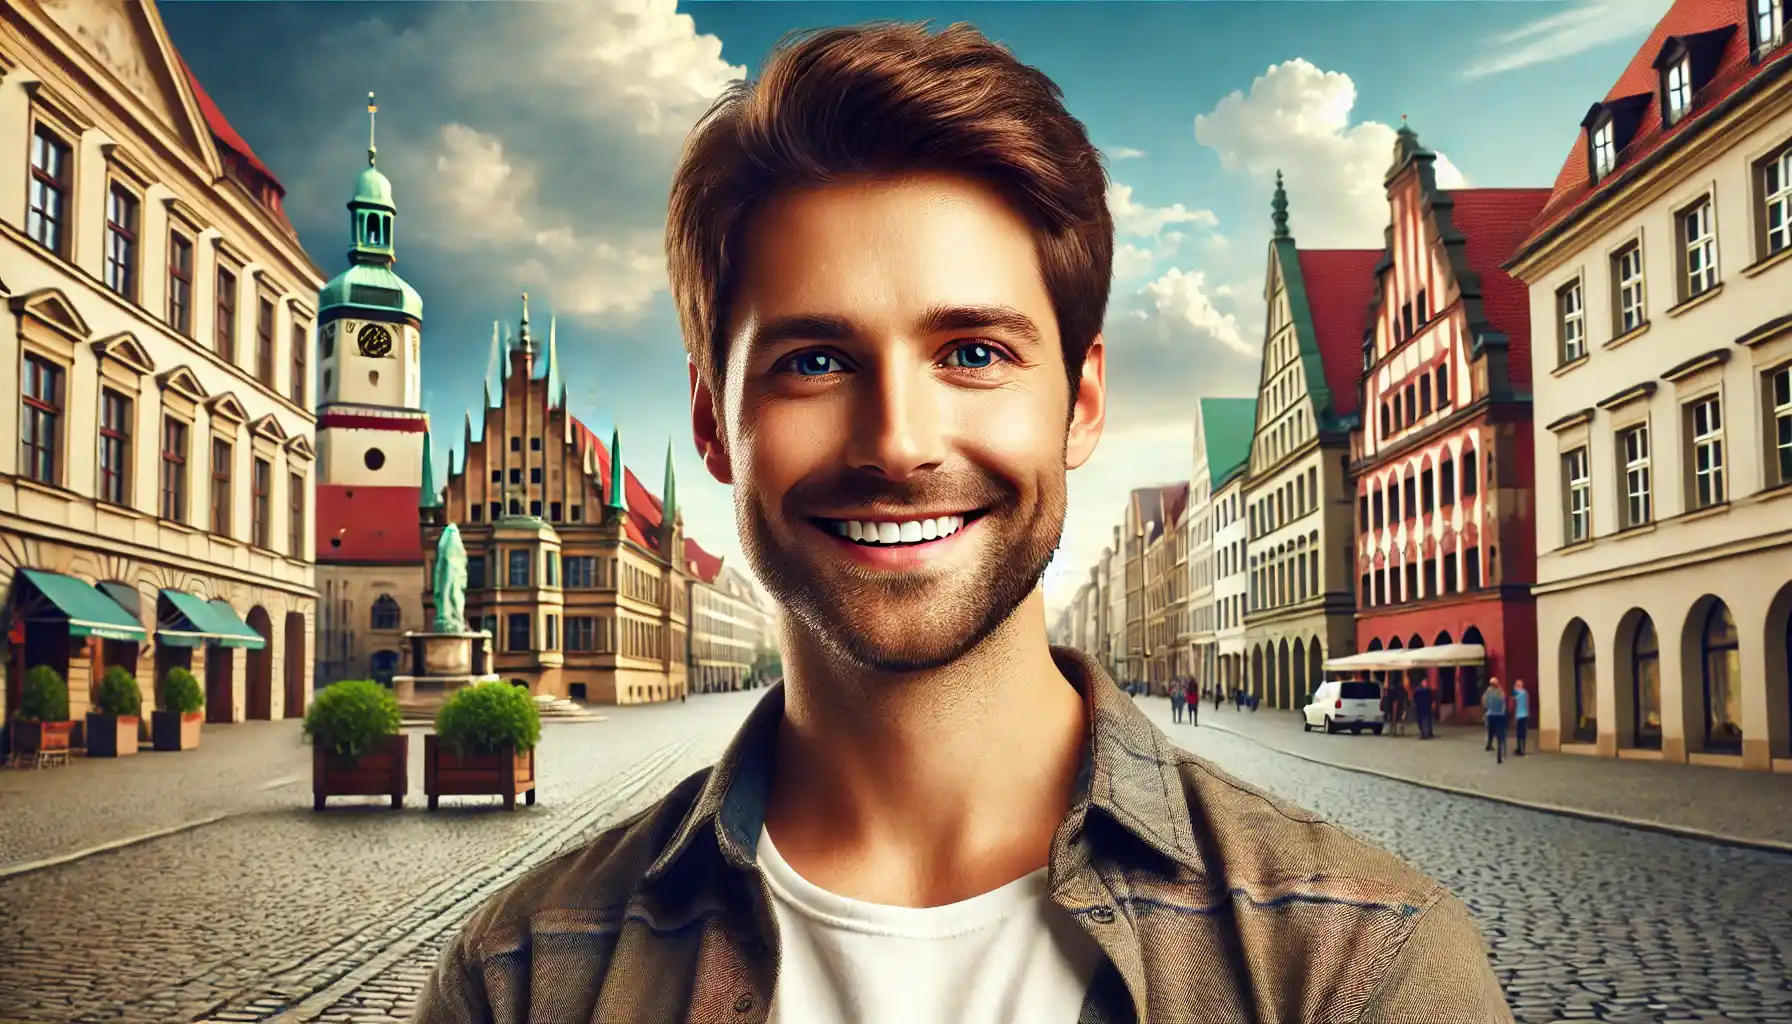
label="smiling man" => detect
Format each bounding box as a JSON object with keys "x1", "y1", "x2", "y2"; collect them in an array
[{"x1": 417, "y1": 21, "x2": 1511, "y2": 1024}]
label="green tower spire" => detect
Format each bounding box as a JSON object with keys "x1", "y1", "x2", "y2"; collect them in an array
[
  {"x1": 1271, "y1": 170, "x2": 1289, "y2": 239},
  {"x1": 662, "y1": 441, "x2": 678, "y2": 527},
  {"x1": 607, "y1": 427, "x2": 626, "y2": 511},
  {"x1": 316, "y1": 91, "x2": 423, "y2": 324},
  {"x1": 419, "y1": 432, "x2": 441, "y2": 508}
]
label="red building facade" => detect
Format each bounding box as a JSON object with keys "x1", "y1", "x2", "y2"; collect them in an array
[{"x1": 1349, "y1": 124, "x2": 1551, "y2": 717}]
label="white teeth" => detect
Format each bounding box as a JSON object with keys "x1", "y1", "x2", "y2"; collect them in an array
[{"x1": 827, "y1": 515, "x2": 967, "y2": 546}]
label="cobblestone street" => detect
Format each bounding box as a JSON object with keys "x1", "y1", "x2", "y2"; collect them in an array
[{"x1": 4, "y1": 688, "x2": 1791, "y2": 1023}]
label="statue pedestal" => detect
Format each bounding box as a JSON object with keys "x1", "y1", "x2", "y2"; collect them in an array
[{"x1": 393, "y1": 630, "x2": 499, "y2": 718}]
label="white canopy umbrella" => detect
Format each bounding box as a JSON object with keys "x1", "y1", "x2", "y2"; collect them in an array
[{"x1": 1321, "y1": 643, "x2": 1486, "y2": 673}]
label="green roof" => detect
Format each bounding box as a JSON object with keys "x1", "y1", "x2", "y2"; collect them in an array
[
  {"x1": 1199, "y1": 397, "x2": 1257, "y2": 490},
  {"x1": 354, "y1": 166, "x2": 395, "y2": 209},
  {"x1": 319, "y1": 261, "x2": 423, "y2": 321},
  {"x1": 18, "y1": 569, "x2": 145, "y2": 642}
]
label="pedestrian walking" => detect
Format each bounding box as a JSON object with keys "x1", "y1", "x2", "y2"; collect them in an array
[
  {"x1": 1513, "y1": 679, "x2": 1530, "y2": 756},
  {"x1": 1483, "y1": 678, "x2": 1508, "y2": 764},
  {"x1": 1390, "y1": 679, "x2": 1409, "y2": 736},
  {"x1": 1413, "y1": 681, "x2": 1436, "y2": 740},
  {"x1": 1171, "y1": 680, "x2": 1186, "y2": 723},
  {"x1": 1187, "y1": 679, "x2": 1200, "y2": 726}
]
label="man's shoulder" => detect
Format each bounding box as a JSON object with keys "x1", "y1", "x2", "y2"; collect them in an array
[{"x1": 450, "y1": 765, "x2": 713, "y2": 961}]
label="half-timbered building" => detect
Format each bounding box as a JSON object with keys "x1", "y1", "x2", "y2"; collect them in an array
[{"x1": 1347, "y1": 123, "x2": 1550, "y2": 721}]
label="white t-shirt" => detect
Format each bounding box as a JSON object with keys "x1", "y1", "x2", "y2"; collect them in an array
[{"x1": 757, "y1": 826, "x2": 1104, "y2": 1024}]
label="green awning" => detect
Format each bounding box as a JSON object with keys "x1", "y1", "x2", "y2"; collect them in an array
[
  {"x1": 157, "y1": 590, "x2": 242, "y2": 648},
  {"x1": 18, "y1": 570, "x2": 147, "y2": 642},
  {"x1": 206, "y1": 599, "x2": 267, "y2": 650}
]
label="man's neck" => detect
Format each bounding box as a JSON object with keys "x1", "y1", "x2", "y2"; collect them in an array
[{"x1": 762, "y1": 590, "x2": 1087, "y2": 908}]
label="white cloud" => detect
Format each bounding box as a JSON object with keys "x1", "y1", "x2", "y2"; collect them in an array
[
  {"x1": 1045, "y1": 422, "x2": 1194, "y2": 609},
  {"x1": 1108, "y1": 182, "x2": 1217, "y2": 238},
  {"x1": 1462, "y1": 0, "x2": 1672, "y2": 79},
  {"x1": 1106, "y1": 146, "x2": 1147, "y2": 160},
  {"x1": 1194, "y1": 58, "x2": 1467, "y2": 248},
  {"x1": 1099, "y1": 265, "x2": 1261, "y2": 436}
]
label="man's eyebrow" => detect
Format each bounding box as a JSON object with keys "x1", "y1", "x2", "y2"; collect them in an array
[
  {"x1": 746, "y1": 313, "x2": 858, "y2": 352},
  {"x1": 918, "y1": 304, "x2": 1043, "y2": 348}
]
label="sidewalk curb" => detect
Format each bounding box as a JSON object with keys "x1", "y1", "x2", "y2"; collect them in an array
[
  {"x1": 0, "y1": 812, "x2": 238, "y2": 882},
  {"x1": 1195, "y1": 718, "x2": 1792, "y2": 858}
]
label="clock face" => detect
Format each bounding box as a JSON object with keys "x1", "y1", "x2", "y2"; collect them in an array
[{"x1": 357, "y1": 323, "x2": 393, "y2": 358}]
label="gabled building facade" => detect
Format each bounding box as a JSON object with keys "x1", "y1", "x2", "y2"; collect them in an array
[
  {"x1": 430, "y1": 297, "x2": 720, "y2": 704},
  {"x1": 1507, "y1": 0, "x2": 1792, "y2": 771},
  {"x1": 1211, "y1": 404, "x2": 1256, "y2": 696},
  {"x1": 1244, "y1": 176, "x2": 1375, "y2": 709},
  {"x1": 1350, "y1": 123, "x2": 1550, "y2": 720},
  {"x1": 1143, "y1": 481, "x2": 1189, "y2": 690},
  {"x1": 1, "y1": 0, "x2": 320, "y2": 745},
  {"x1": 688, "y1": 562, "x2": 768, "y2": 694},
  {"x1": 1191, "y1": 397, "x2": 1256, "y2": 689}
]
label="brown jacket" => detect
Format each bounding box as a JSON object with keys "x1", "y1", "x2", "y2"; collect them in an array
[{"x1": 417, "y1": 648, "x2": 1511, "y2": 1023}]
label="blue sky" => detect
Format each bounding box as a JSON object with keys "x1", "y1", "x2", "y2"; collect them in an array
[{"x1": 160, "y1": 0, "x2": 1667, "y2": 610}]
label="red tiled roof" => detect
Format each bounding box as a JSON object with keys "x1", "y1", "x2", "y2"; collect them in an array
[
  {"x1": 684, "y1": 538, "x2": 723, "y2": 583},
  {"x1": 1448, "y1": 189, "x2": 1552, "y2": 388},
  {"x1": 1523, "y1": 0, "x2": 1788, "y2": 249},
  {"x1": 175, "y1": 56, "x2": 282, "y2": 190},
  {"x1": 565, "y1": 418, "x2": 711, "y2": 560},
  {"x1": 1295, "y1": 249, "x2": 1382, "y2": 417},
  {"x1": 316, "y1": 485, "x2": 425, "y2": 564},
  {"x1": 1161, "y1": 482, "x2": 1190, "y2": 531}
]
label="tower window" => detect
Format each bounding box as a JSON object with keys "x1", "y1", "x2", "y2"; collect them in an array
[
  {"x1": 364, "y1": 448, "x2": 386, "y2": 471},
  {"x1": 510, "y1": 437, "x2": 521, "y2": 452},
  {"x1": 531, "y1": 437, "x2": 542, "y2": 451},
  {"x1": 490, "y1": 502, "x2": 501, "y2": 520},
  {"x1": 490, "y1": 470, "x2": 500, "y2": 484},
  {"x1": 531, "y1": 467, "x2": 542, "y2": 484}
]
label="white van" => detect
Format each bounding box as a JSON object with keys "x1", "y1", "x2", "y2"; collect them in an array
[{"x1": 1302, "y1": 679, "x2": 1384, "y2": 735}]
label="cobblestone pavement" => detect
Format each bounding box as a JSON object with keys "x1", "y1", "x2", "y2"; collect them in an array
[
  {"x1": 1166, "y1": 697, "x2": 1792, "y2": 848},
  {"x1": 0, "y1": 690, "x2": 765, "y2": 1024},
  {"x1": 1143, "y1": 698, "x2": 1792, "y2": 1024}
]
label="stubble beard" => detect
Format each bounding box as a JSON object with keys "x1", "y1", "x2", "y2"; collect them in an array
[{"x1": 740, "y1": 468, "x2": 1066, "y2": 674}]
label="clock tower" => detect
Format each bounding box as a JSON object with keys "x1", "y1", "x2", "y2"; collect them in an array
[{"x1": 311, "y1": 94, "x2": 434, "y2": 688}]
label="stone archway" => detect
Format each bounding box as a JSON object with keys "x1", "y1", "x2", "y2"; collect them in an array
[
  {"x1": 1307, "y1": 639, "x2": 1322, "y2": 700},
  {"x1": 1681, "y1": 597, "x2": 1742, "y2": 754},
  {"x1": 1251, "y1": 645, "x2": 1264, "y2": 698},
  {"x1": 245, "y1": 606, "x2": 274, "y2": 720},
  {"x1": 1556, "y1": 619, "x2": 1595, "y2": 744},
  {"x1": 1767, "y1": 582, "x2": 1792, "y2": 761},
  {"x1": 1277, "y1": 637, "x2": 1292, "y2": 708},
  {"x1": 283, "y1": 612, "x2": 306, "y2": 718},
  {"x1": 1292, "y1": 637, "x2": 1307, "y2": 709}
]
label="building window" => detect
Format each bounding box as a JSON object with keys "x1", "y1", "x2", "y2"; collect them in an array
[
  {"x1": 1557, "y1": 280, "x2": 1585, "y2": 363},
  {"x1": 168, "y1": 232, "x2": 194, "y2": 335},
  {"x1": 1420, "y1": 468, "x2": 1435, "y2": 514},
  {"x1": 1619, "y1": 424, "x2": 1652, "y2": 528},
  {"x1": 1403, "y1": 476, "x2": 1417, "y2": 521},
  {"x1": 568, "y1": 617, "x2": 595, "y2": 652},
  {"x1": 27, "y1": 125, "x2": 71, "y2": 256},
  {"x1": 530, "y1": 500, "x2": 543, "y2": 518},
  {"x1": 289, "y1": 471, "x2": 305, "y2": 555},
  {"x1": 1759, "y1": 143, "x2": 1792, "y2": 259},
  {"x1": 508, "y1": 549, "x2": 530, "y2": 587},
  {"x1": 211, "y1": 439, "x2": 233, "y2": 534},
  {"x1": 1770, "y1": 365, "x2": 1792, "y2": 487},
  {"x1": 1440, "y1": 459, "x2": 1456, "y2": 505},
  {"x1": 550, "y1": 501, "x2": 562, "y2": 521},
  {"x1": 1612, "y1": 243, "x2": 1645, "y2": 334},
  {"x1": 1678, "y1": 198, "x2": 1718, "y2": 300},
  {"x1": 252, "y1": 457, "x2": 271, "y2": 548},
  {"x1": 1632, "y1": 616, "x2": 1662, "y2": 749},
  {"x1": 1664, "y1": 57, "x2": 1692, "y2": 124},
  {"x1": 510, "y1": 436, "x2": 521, "y2": 452},
  {"x1": 508, "y1": 468, "x2": 521, "y2": 485},
  {"x1": 1443, "y1": 551, "x2": 1458, "y2": 593},
  {"x1": 1380, "y1": 403, "x2": 1392, "y2": 437},
  {"x1": 1590, "y1": 119, "x2": 1616, "y2": 180},
  {"x1": 546, "y1": 614, "x2": 559, "y2": 651},
  {"x1": 546, "y1": 552, "x2": 560, "y2": 588},
  {"x1": 371, "y1": 595, "x2": 401, "y2": 630},
  {"x1": 1701, "y1": 602, "x2": 1743, "y2": 751},
  {"x1": 570, "y1": 505, "x2": 583, "y2": 522},
  {"x1": 1753, "y1": 0, "x2": 1784, "y2": 55},
  {"x1": 490, "y1": 502, "x2": 502, "y2": 521},
  {"x1": 467, "y1": 556, "x2": 486, "y2": 590},
  {"x1": 216, "y1": 266, "x2": 238, "y2": 362},
  {"x1": 105, "y1": 183, "x2": 140, "y2": 301},
  {"x1": 565, "y1": 556, "x2": 595, "y2": 588},
  {"x1": 161, "y1": 418, "x2": 188, "y2": 521},
  {"x1": 530, "y1": 467, "x2": 543, "y2": 484},
  {"x1": 257, "y1": 297, "x2": 277, "y2": 388},
  {"x1": 98, "y1": 388, "x2": 131, "y2": 505},
  {"x1": 471, "y1": 504, "x2": 484, "y2": 523},
  {"x1": 1563, "y1": 447, "x2": 1591, "y2": 544},
  {"x1": 291, "y1": 320, "x2": 308, "y2": 406},
  {"x1": 1571, "y1": 624, "x2": 1597, "y2": 743},
  {"x1": 507, "y1": 613, "x2": 531, "y2": 652},
  {"x1": 1435, "y1": 365, "x2": 1450, "y2": 406},
  {"x1": 1688, "y1": 396, "x2": 1725, "y2": 509},
  {"x1": 21, "y1": 355, "x2": 62, "y2": 485}
]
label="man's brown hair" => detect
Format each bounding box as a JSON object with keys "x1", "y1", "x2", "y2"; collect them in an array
[{"x1": 666, "y1": 21, "x2": 1113, "y2": 395}]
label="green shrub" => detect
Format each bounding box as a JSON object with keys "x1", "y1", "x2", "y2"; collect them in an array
[
  {"x1": 18, "y1": 665, "x2": 69, "y2": 723},
  {"x1": 303, "y1": 680, "x2": 401, "y2": 758},
  {"x1": 160, "y1": 667, "x2": 204, "y2": 715},
  {"x1": 94, "y1": 666, "x2": 142, "y2": 717},
  {"x1": 435, "y1": 682, "x2": 541, "y2": 755}
]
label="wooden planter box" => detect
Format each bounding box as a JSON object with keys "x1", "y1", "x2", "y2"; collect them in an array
[
  {"x1": 151, "y1": 710, "x2": 204, "y2": 752},
  {"x1": 11, "y1": 720, "x2": 74, "y2": 756},
  {"x1": 85, "y1": 713, "x2": 140, "y2": 757},
  {"x1": 313, "y1": 733, "x2": 408, "y2": 810},
  {"x1": 424, "y1": 734, "x2": 536, "y2": 810}
]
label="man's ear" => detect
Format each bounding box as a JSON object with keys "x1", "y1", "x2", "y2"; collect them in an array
[
  {"x1": 1065, "y1": 337, "x2": 1107, "y2": 471},
  {"x1": 690, "y1": 359, "x2": 733, "y2": 485}
]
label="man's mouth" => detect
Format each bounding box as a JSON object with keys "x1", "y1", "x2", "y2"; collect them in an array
[{"x1": 812, "y1": 511, "x2": 988, "y2": 547}]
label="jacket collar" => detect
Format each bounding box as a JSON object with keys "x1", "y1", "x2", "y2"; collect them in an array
[{"x1": 642, "y1": 645, "x2": 1204, "y2": 886}]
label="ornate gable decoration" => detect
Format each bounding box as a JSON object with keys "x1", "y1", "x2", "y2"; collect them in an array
[
  {"x1": 283, "y1": 436, "x2": 316, "y2": 462},
  {"x1": 9, "y1": 288, "x2": 91, "y2": 341},
  {"x1": 155, "y1": 366, "x2": 209, "y2": 402},
  {"x1": 206, "y1": 392, "x2": 249, "y2": 425},
  {"x1": 249, "y1": 414, "x2": 289, "y2": 444},
  {"x1": 92, "y1": 332, "x2": 156, "y2": 375}
]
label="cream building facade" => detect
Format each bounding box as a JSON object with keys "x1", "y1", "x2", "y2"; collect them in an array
[
  {"x1": 0, "y1": 0, "x2": 320, "y2": 746},
  {"x1": 1192, "y1": 397, "x2": 1256, "y2": 691},
  {"x1": 1212, "y1": 471, "x2": 1250, "y2": 695},
  {"x1": 1179, "y1": 467, "x2": 1210, "y2": 686},
  {"x1": 689, "y1": 564, "x2": 769, "y2": 694},
  {"x1": 1104, "y1": 529, "x2": 1125, "y2": 680},
  {"x1": 1508, "y1": 0, "x2": 1792, "y2": 771}
]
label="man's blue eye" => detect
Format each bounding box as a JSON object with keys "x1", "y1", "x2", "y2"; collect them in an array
[
  {"x1": 949, "y1": 344, "x2": 998, "y2": 369},
  {"x1": 793, "y1": 353, "x2": 840, "y2": 376}
]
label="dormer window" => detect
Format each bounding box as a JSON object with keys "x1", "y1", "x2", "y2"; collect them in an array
[
  {"x1": 1591, "y1": 119, "x2": 1617, "y2": 180},
  {"x1": 1664, "y1": 56, "x2": 1692, "y2": 124},
  {"x1": 1752, "y1": 0, "x2": 1785, "y2": 56}
]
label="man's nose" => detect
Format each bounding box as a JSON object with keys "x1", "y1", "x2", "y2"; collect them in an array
[{"x1": 843, "y1": 359, "x2": 947, "y2": 480}]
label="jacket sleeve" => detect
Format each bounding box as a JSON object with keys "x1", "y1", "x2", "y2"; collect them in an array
[
  {"x1": 1356, "y1": 892, "x2": 1513, "y2": 1024},
  {"x1": 414, "y1": 930, "x2": 497, "y2": 1024}
]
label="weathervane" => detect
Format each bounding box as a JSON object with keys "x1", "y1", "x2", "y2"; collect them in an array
[{"x1": 367, "y1": 91, "x2": 378, "y2": 166}]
